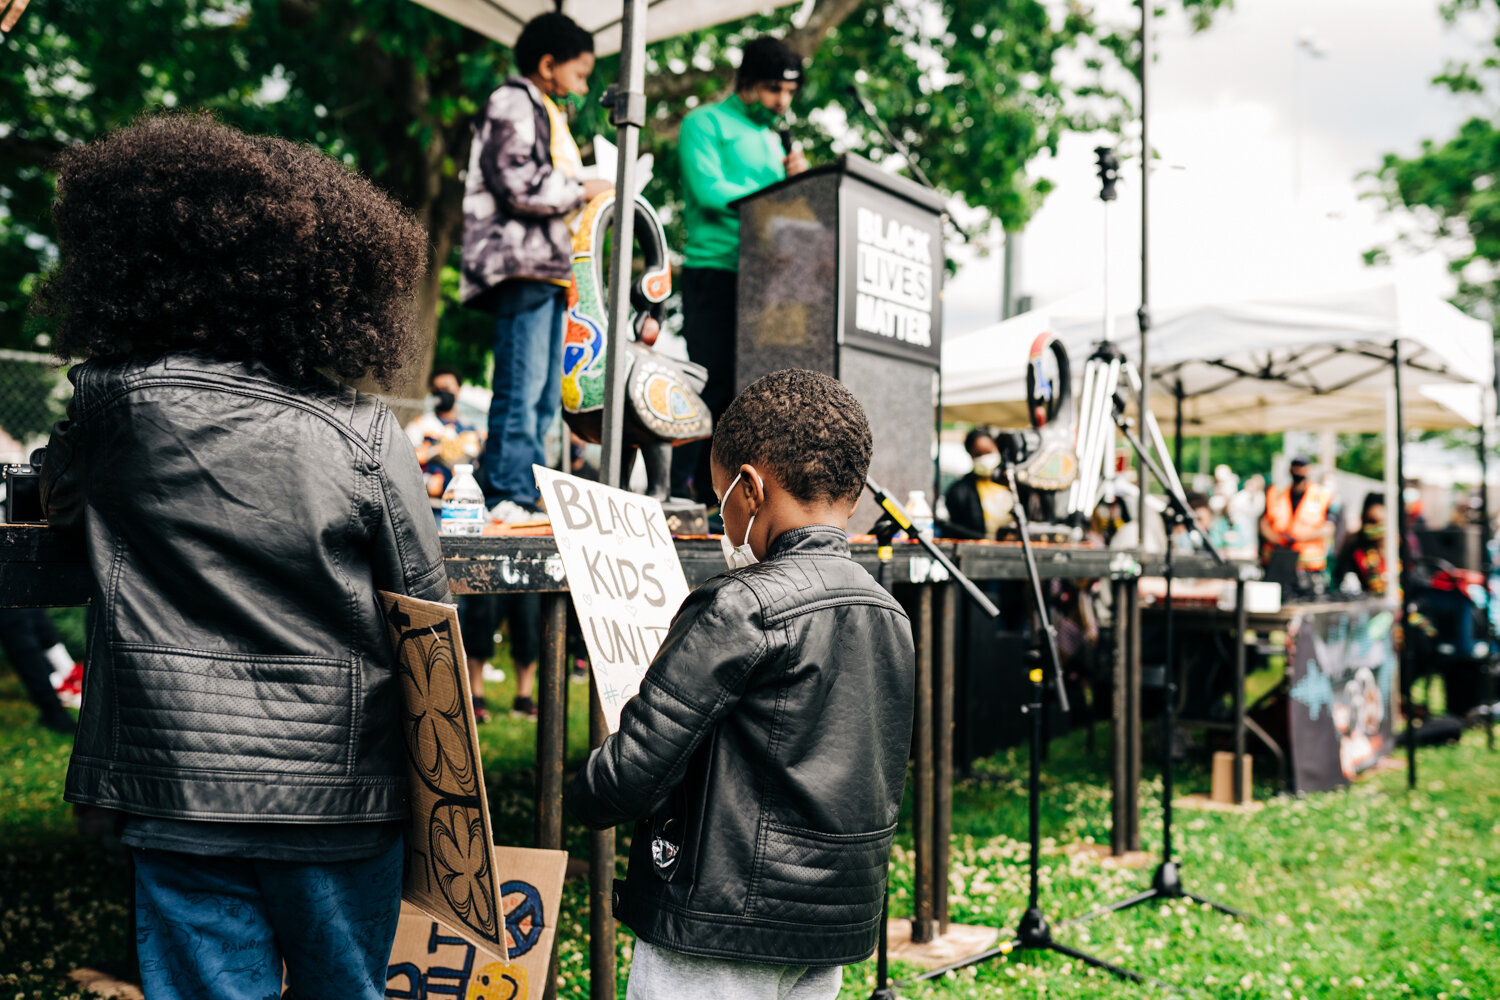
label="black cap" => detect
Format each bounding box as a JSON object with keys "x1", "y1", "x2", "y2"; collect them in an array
[{"x1": 1290, "y1": 455, "x2": 1311, "y2": 467}]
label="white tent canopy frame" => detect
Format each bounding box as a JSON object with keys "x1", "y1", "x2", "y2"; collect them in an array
[
  {"x1": 407, "y1": 0, "x2": 801, "y2": 55},
  {"x1": 941, "y1": 274, "x2": 1495, "y2": 436}
]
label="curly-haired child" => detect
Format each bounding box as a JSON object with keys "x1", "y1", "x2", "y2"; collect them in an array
[{"x1": 37, "y1": 114, "x2": 448, "y2": 1000}]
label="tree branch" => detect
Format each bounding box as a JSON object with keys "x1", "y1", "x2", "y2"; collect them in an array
[{"x1": 785, "y1": 0, "x2": 865, "y2": 58}]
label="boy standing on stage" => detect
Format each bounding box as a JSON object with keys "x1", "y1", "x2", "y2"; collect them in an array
[
  {"x1": 567, "y1": 369, "x2": 914, "y2": 999},
  {"x1": 671, "y1": 37, "x2": 809, "y2": 502},
  {"x1": 462, "y1": 12, "x2": 613, "y2": 524}
]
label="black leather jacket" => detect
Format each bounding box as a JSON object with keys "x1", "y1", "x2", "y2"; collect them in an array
[
  {"x1": 566, "y1": 525, "x2": 915, "y2": 966},
  {"x1": 41, "y1": 352, "x2": 450, "y2": 823}
]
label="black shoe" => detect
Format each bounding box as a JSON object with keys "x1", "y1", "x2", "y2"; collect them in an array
[{"x1": 511, "y1": 695, "x2": 538, "y2": 720}]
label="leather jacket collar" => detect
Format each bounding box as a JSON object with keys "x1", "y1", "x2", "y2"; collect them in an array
[{"x1": 765, "y1": 524, "x2": 850, "y2": 561}]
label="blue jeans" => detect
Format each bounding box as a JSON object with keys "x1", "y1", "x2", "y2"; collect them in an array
[
  {"x1": 132, "y1": 838, "x2": 404, "y2": 1000},
  {"x1": 479, "y1": 280, "x2": 566, "y2": 506}
]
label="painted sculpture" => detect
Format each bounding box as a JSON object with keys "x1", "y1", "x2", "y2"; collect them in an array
[{"x1": 562, "y1": 192, "x2": 712, "y2": 500}]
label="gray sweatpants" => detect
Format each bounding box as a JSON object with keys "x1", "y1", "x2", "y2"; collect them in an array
[{"x1": 625, "y1": 938, "x2": 843, "y2": 1000}]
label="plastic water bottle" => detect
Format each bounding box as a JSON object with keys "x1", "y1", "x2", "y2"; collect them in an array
[
  {"x1": 906, "y1": 490, "x2": 934, "y2": 541},
  {"x1": 441, "y1": 464, "x2": 485, "y2": 536}
]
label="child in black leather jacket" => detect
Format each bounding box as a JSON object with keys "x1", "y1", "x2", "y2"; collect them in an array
[{"x1": 567, "y1": 369, "x2": 915, "y2": 1000}]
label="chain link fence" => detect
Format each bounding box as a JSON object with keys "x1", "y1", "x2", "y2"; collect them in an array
[{"x1": 0, "y1": 349, "x2": 67, "y2": 465}]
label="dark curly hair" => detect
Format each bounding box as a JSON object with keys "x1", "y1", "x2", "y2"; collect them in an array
[
  {"x1": 711, "y1": 369, "x2": 871, "y2": 505},
  {"x1": 34, "y1": 113, "x2": 428, "y2": 389}
]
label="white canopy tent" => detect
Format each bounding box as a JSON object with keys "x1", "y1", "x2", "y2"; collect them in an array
[
  {"x1": 406, "y1": 0, "x2": 801, "y2": 53},
  {"x1": 941, "y1": 272, "x2": 1495, "y2": 435}
]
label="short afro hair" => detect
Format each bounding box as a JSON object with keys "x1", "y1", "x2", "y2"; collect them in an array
[
  {"x1": 35, "y1": 113, "x2": 427, "y2": 390},
  {"x1": 963, "y1": 427, "x2": 995, "y2": 455},
  {"x1": 711, "y1": 369, "x2": 871, "y2": 506},
  {"x1": 514, "y1": 13, "x2": 594, "y2": 76},
  {"x1": 736, "y1": 36, "x2": 804, "y2": 91}
]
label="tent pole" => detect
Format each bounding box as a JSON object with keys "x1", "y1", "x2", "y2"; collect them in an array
[
  {"x1": 1136, "y1": 0, "x2": 1150, "y2": 536},
  {"x1": 1173, "y1": 380, "x2": 1183, "y2": 476},
  {"x1": 593, "y1": 4, "x2": 647, "y2": 998},
  {"x1": 1393, "y1": 339, "x2": 1416, "y2": 791},
  {"x1": 600, "y1": 0, "x2": 648, "y2": 490}
]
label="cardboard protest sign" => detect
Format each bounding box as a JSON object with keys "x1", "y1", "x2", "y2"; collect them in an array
[
  {"x1": 380, "y1": 592, "x2": 508, "y2": 958},
  {"x1": 385, "y1": 847, "x2": 568, "y2": 1000},
  {"x1": 533, "y1": 466, "x2": 691, "y2": 732}
]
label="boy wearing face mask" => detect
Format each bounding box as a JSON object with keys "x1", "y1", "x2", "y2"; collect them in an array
[
  {"x1": 462, "y1": 12, "x2": 615, "y2": 525},
  {"x1": 567, "y1": 370, "x2": 914, "y2": 1000}
]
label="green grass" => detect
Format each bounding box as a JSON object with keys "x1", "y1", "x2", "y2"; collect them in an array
[{"x1": 3, "y1": 625, "x2": 1499, "y2": 999}]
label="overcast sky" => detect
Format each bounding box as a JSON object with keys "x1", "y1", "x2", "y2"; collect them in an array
[{"x1": 942, "y1": 0, "x2": 1493, "y2": 337}]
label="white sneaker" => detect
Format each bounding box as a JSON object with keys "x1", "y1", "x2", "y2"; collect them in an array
[{"x1": 488, "y1": 500, "x2": 550, "y2": 525}]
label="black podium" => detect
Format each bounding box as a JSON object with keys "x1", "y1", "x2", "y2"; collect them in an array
[{"x1": 733, "y1": 154, "x2": 945, "y2": 533}]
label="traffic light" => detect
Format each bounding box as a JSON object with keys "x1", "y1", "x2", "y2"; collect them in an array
[{"x1": 1095, "y1": 146, "x2": 1120, "y2": 203}]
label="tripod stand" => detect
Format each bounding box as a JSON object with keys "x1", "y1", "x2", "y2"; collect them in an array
[
  {"x1": 1068, "y1": 340, "x2": 1187, "y2": 525},
  {"x1": 901, "y1": 451, "x2": 1147, "y2": 988},
  {"x1": 1073, "y1": 399, "x2": 1248, "y2": 923}
]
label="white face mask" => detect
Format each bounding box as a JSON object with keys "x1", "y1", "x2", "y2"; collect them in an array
[
  {"x1": 973, "y1": 452, "x2": 1002, "y2": 479},
  {"x1": 718, "y1": 471, "x2": 760, "y2": 570}
]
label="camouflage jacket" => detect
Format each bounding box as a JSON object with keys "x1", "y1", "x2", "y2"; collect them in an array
[{"x1": 461, "y1": 77, "x2": 585, "y2": 305}]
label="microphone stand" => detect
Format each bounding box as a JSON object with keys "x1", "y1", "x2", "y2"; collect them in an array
[{"x1": 866, "y1": 514, "x2": 902, "y2": 1000}]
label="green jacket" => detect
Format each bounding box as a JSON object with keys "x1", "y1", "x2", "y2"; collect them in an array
[{"x1": 679, "y1": 94, "x2": 786, "y2": 271}]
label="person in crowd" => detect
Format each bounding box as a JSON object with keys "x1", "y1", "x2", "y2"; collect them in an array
[
  {"x1": 1229, "y1": 472, "x2": 1265, "y2": 553},
  {"x1": 462, "y1": 12, "x2": 613, "y2": 524},
  {"x1": 459, "y1": 593, "x2": 540, "y2": 720},
  {"x1": 1175, "y1": 490, "x2": 1214, "y2": 550},
  {"x1": 1402, "y1": 483, "x2": 1427, "y2": 560},
  {"x1": 669, "y1": 36, "x2": 809, "y2": 503},
  {"x1": 37, "y1": 115, "x2": 446, "y2": 1000},
  {"x1": 568, "y1": 370, "x2": 913, "y2": 998},
  {"x1": 0, "y1": 607, "x2": 79, "y2": 734},
  {"x1": 1334, "y1": 492, "x2": 1392, "y2": 595},
  {"x1": 944, "y1": 427, "x2": 1009, "y2": 539},
  {"x1": 1322, "y1": 472, "x2": 1347, "y2": 552},
  {"x1": 407, "y1": 365, "x2": 482, "y2": 512},
  {"x1": 1259, "y1": 455, "x2": 1334, "y2": 574}
]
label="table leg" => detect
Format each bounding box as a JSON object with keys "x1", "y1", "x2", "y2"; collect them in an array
[
  {"x1": 1110, "y1": 578, "x2": 1129, "y2": 856},
  {"x1": 911, "y1": 584, "x2": 937, "y2": 943},
  {"x1": 934, "y1": 581, "x2": 956, "y2": 936},
  {"x1": 536, "y1": 593, "x2": 567, "y2": 1000},
  {"x1": 1126, "y1": 582, "x2": 1142, "y2": 852},
  {"x1": 1233, "y1": 579, "x2": 1247, "y2": 804},
  {"x1": 589, "y1": 685, "x2": 616, "y2": 1000}
]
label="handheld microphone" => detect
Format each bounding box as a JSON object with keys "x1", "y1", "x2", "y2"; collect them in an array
[{"x1": 779, "y1": 127, "x2": 793, "y2": 156}]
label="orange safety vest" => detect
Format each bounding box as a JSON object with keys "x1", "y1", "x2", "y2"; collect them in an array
[{"x1": 1263, "y1": 482, "x2": 1333, "y2": 570}]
